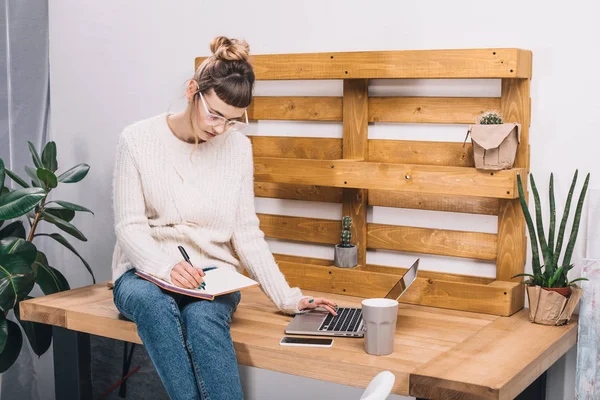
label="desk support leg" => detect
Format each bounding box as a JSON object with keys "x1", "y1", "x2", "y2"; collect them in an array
[
  {"x1": 53, "y1": 327, "x2": 92, "y2": 400},
  {"x1": 516, "y1": 371, "x2": 547, "y2": 400}
]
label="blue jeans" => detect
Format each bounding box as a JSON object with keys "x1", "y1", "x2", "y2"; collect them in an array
[{"x1": 113, "y1": 269, "x2": 243, "y2": 400}]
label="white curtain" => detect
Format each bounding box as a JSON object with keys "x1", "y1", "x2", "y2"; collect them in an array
[{"x1": 0, "y1": 0, "x2": 52, "y2": 399}]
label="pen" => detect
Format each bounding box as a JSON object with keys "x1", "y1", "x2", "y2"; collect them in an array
[{"x1": 178, "y1": 246, "x2": 206, "y2": 290}]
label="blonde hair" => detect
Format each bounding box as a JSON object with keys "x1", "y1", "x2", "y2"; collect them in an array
[{"x1": 187, "y1": 36, "x2": 255, "y2": 145}]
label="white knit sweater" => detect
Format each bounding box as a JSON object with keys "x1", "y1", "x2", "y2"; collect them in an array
[{"x1": 111, "y1": 113, "x2": 305, "y2": 314}]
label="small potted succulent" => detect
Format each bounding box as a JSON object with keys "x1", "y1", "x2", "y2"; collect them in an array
[
  {"x1": 465, "y1": 111, "x2": 520, "y2": 170},
  {"x1": 334, "y1": 216, "x2": 358, "y2": 268},
  {"x1": 512, "y1": 170, "x2": 590, "y2": 325}
]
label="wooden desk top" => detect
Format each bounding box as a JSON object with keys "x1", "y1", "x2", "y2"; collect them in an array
[{"x1": 20, "y1": 283, "x2": 577, "y2": 399}]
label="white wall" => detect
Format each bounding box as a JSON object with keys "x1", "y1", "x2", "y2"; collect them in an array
[{"x1": 45, "y1": 1, "x2": 600, "y2": 399}]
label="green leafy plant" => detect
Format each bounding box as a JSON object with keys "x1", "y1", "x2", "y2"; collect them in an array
[
  {"x1": 339, "y1": 216, "x2": 354, "y2": 248},
  {"x1": 478, "y1": 111, "x2": 503, "y2": 125},
  {"x1": 0, "y1": 141, "x2": 94, "y2": 372},
  {"x1": 512, "y1": 171, "x2": 590, "y2": 288}
]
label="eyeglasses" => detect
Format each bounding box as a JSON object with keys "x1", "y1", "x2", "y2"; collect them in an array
[{"x1": 198, "y1": 91, "x2": 249, "y2": 133}]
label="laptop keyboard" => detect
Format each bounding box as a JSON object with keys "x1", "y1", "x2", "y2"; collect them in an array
[{"x1": 318, "y1": 308, "x2": 363, "y2": 332}]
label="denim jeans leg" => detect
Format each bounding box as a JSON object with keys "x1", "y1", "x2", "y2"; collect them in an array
[
  {"x1": 113, "y1": 270, "x2": 201, "y2": 400},
  {"x1": 180, "y1": 291, "x2": 243, "y2": 400}
]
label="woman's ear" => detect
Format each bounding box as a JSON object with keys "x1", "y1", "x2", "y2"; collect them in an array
[{"x1": 185, "y1": 80, "x2": 199, "y2": 102}]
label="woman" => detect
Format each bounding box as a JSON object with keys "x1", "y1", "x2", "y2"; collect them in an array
[{"x1": 110, "y1": 36, "x2": 337, "y2": 400}]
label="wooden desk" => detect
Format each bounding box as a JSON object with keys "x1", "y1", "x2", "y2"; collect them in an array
[{"x1": 20, "y1": 283, "x2": 577, "y2": 400}]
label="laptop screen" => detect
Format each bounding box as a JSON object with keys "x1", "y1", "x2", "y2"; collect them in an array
[{"x1": 384, "y1": 259, "x2": 419, "y2": 301}]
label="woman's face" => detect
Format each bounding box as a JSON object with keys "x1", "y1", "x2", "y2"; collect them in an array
[{"x1": 189, "y1": 86, "x2": 247, "y2": 141}]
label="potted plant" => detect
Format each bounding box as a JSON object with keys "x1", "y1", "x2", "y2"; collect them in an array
[
  {"x1": 334, "y1": 216, "x2": 358, "y2": 268},
  {"x1": 0, "y1": 141, "x2": 94, "y2": 371},
  {"x1": 512, "y1": 170, "x2": 590, "y2": 325},
  {"x1": 465, "y1": 111, "x2": 520, "y2": 170}
]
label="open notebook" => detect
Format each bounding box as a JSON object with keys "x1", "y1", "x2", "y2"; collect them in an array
[{"x1": 135, "y1": 267, "x2": 259, "y2": 301}]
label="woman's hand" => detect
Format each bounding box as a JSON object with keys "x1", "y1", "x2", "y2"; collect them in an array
[
  {"x1": 297, "y1": 297, "x2": 338, "y2": 315},
  {"x1": 170, "y1": 261, "x2": 205, "y2": 289}
]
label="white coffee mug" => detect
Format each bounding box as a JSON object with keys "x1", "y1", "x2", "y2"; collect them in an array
[{"x1": 361, "y1": 298, "x2": 399, "y2": 356}]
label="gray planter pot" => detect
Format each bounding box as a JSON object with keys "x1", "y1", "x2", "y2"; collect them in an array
[{"x1": 334, "y1": 244, "x2": 358, "y2": 268}]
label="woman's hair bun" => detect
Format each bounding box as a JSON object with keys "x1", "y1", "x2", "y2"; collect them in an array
[{"x1": 210, "y1": 36, "x2": 250, "y2": 62}]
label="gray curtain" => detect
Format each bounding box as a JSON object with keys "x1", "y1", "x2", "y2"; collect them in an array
[{"x1": 1, "y1": 0, "x2": 51, "y2": 399}]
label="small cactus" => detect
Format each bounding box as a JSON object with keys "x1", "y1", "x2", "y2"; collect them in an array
[
  {"x1": 478, "y1": 111, "x2": 503, "y2": 125},
  {"x1": 340, "y1": 216, "x2": 353, "y2": 248}
]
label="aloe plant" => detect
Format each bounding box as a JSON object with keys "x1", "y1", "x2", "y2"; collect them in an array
[
  {"x1": 513, "y1": 171, "x2": 590, "y2": 288},
  {"x1": 339, "y1": 216, "x2": 353, "y2": 248},
  {"x1": 0, "y1": 141, "x2": 94, "y2": 372}
]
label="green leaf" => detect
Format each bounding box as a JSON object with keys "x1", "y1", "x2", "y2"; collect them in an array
[
  {"x1": 14, "y1": 298, "x2": 53, "y2": 357},
  {"x1": 517, "y1": 174, "x2": 542, "y2": 280},
  {"x1": 0, "y1": 315, "x2": 6, "y2": 353},
  {"x1": 44, "y1": 207, "x2": 75, "y2": 223},
  {"x1": 57, "y1": 164, "x2": 90, "y2": 184},
  {"x1": 24, "y1": 166, "x2": 42, "y2": 188},
  {"x1": 41, "y1": 141, "x2": 58, "y2": 172},
  {"x1": 511, "y1": 273, "x2": 536, "y2": 279},
  {"x1": 27, "y1": 141, "x2": 43, "y2": 169},
  {"x1": 34, "y1": 233, "x2": 95, "y2": 283},
  {"x1": 5, "y1": 168, "x2": 30, "y2": 188},
  {"x1": 0, "y1": 221, "x2": 26, "y2": 240},
  {"x1": 0, "y1": 188, "x2": 46, "y2": 220},
  {"x1": 0, "y1": 318, "x2": 23, "y2": 373},
  {"x1": 0, "y1": 252, "x2": 36, "y2": 312},
  {"x1": 563, "y1": 173, "x2": 591, "y2": 268},
  {"x1": 548, "y1": 174, "x2": 556, "y2": 265},
  {"x1": 530, "y1": 175, "x2": 553, "y2": 274},
  {"x1": 40, "y1": 212, "x2": 87, "y2": 242},
  {"x1": 34, "y1": 252, "x2": 70, "y2": 295},
  {"x1": 0, "y1": 239, "x2": 37, "y2": 265},
  {"x1": 568, "y1": 277, "x2": 589, "y2": 286},
  {"x1": 555, "y1": 171, "x2": 578, "y2": 265},
  {"x1": 36, "y1": 168, "x2": 58, "y2": 190},
  {"x1": 46, "y1": 200, "x2": 94, "y2": 215},
  {"x1": 0, "y1": 158, "x2": 5, "y2": 194},
  {"x1": 548, "y1": 266, "x2": 565, "y2": 288}
]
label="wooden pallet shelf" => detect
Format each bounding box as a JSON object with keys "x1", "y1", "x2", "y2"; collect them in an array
[{"x1": 236, "y1": 48, "x2": 531, "y2": 316}]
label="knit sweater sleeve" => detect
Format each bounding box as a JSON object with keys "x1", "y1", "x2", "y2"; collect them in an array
[
  {"x1": 231, "y1": 146, "x2": 309, "y2": 315},
  {"x1": 113, "y1": 132, "x2": 179, "y2": 282}
]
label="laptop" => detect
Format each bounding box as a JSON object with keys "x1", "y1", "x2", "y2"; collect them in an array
[{"x1": 285, "y1": 259, "x2": 419, "y2": 338}]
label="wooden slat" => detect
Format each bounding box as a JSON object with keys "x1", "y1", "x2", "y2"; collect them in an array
[
  {"x1": 249, "y1": 137, "x2": 342, "y2": 159},
  {"x1": 248, "y1": 97, "x2": 342, "y2": 121},
  {"x1": 369, "y1": 97, "x2": 500, "y2": 124},
  {"x1": 254, "y1": 182, "x2": 343, "y2": 203},
  {"x1": 410, "y1": 311, "x2": 577, "y2": 399},
  {"x1": 496, "y1": 78, "x2": 531, "y2": 314},
  {"x1": 257, "y1": 214, "x2": 339, "y2": 244},
  {"x1": 276, "y1": 260, "x2": 518, "y2": 315},
  {"x1": 196, "y1": 49, "x2": 532, "y2": 79},
  {"x1": 342, "y1": 79, "x2": 369, "y2": 266},
  {"x1": 368, "y1": 139, "x2": 474, "y2": 167},
  {"x1": 367, "y1": 223, "x2": 497, "y2": 260},
  {"x1": 273, "y1": 254, "x2": 494, "y2": 285},
  {"x1": 254, "y1": 157, "x2": 523, "y2": 199},
  {"x1": 369, "y1": 190, "x2": 500, "y2": 215},
  {"x1": 247, "y1": 96, "x2": 500, "y2": 125}
]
